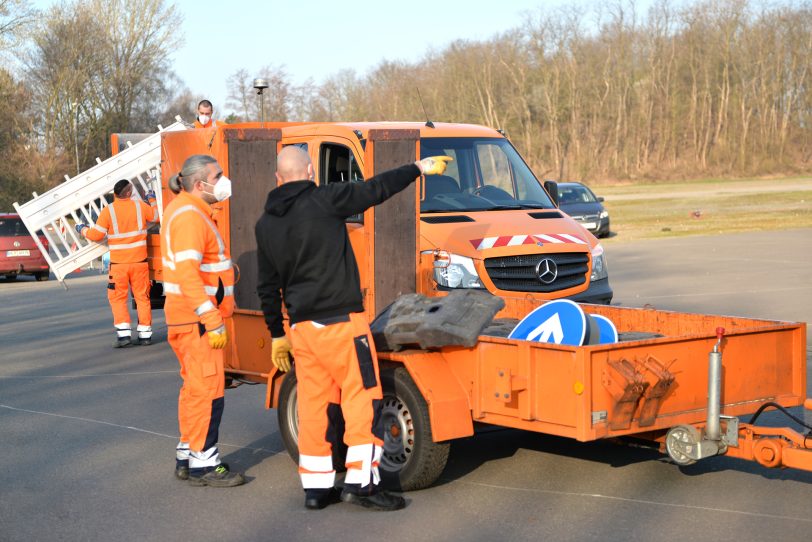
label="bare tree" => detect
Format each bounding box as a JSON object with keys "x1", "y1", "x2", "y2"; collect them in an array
[
  {"x1": 0, "y1": 0, "x2": 33, "y2": 52},
  {"x1": 224, "y1": 65, "x2": 290, "y2": 122},
  {"x1": 23, "y1": 0, "x2": 182, "y2": 180}
]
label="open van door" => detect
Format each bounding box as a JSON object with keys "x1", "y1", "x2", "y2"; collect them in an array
[{"x1": 362, "y1": 129, "x2": 421, "y2": 318}]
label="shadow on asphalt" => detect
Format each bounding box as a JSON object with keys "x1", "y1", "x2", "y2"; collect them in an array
[{"x1": 432, "y1": 425, "x2": 812, "y2": 487}]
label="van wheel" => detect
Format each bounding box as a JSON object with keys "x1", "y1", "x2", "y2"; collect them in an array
[
  {"x1": 379, "y1": 366, "x2": 450, "y2": 491},
  {"x1": 35, "y1": 272, "x2": 49, "y2": 281},
  {"x1": 277, "y1": 367, "x2": 347, "y2": 471}
]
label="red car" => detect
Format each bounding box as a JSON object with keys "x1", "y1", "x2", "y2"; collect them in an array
[{"x1": 0, "y1": 213, "x2": 50, "y2": 281}]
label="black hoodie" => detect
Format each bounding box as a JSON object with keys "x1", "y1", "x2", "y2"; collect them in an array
[{"x1": 255, "y1": 163, "x2": 421, "y2": 337}]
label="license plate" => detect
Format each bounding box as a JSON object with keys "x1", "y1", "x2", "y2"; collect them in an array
[
  {"x1": 6, "y1": 250, "x2": 30, "y2": 257},
  {"x1": 583, "y1": 222, "x2": 597, "y2": 230}
]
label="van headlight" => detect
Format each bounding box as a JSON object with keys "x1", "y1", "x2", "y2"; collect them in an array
[
  {"x1": 432, "y1": 253, "x2": 483, "y2": 289},
  {"x1": 599, "y1": 210, "x2": 609, "y2": 219},
  {"x1": 590, "y1": 244, "x2": 609, "y2": 281}
]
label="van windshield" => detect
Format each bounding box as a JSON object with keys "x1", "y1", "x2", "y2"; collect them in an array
[{"x1": 419, "y1": 137, "x2": 555, "y2": 213}]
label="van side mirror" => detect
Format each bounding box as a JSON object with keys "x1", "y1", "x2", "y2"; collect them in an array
[
  {"x1": 597, "y1": 196, "x2": 604, "y2": 202},
  {"x1": 543, "y1": 180, "x2": 559, "y2": 207}
]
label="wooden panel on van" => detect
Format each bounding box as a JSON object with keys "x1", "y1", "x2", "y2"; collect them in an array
[
  {"x1": 225, "y1": 128, "x2": 281, "y2": 311},
  {"x1": 368, "y1": 129, "x2": 420, "y2": 316}
]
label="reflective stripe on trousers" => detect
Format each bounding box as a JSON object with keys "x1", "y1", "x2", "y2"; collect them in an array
[
  {"x1": 290, "y1": 312, "x2": 384, "y2": 490},
  {"x1": 167, "y1": 322, "x2": 226, "y2": 455}
]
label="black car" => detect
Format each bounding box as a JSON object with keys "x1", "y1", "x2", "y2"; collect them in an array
[{"x1": 556, "y1": 182, "x2": 610, "y2": 238}]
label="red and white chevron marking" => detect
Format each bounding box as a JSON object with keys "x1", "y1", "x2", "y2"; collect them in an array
[{"x1": 469, "y1": 233, "x2": 586, "y2": 250}]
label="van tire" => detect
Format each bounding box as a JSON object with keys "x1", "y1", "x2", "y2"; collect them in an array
[
  {"x1": 379, "y1": 366, "x2": 450, "y2": 491},
  {"x1": 277, "y1": 367, "x2": 347, "y2": 472}
]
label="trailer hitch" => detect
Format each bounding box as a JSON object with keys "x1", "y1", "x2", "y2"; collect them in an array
[{"x1": 665, "y1": 328, "x2": 736, "y2": 465}]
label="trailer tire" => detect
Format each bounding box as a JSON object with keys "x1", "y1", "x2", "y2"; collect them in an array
[
  {"x1": 379, "y1": 366, "x2": 450, "y2": 491},
  {"x1": 277, "y1": 367, "x2": 347, "y2": 472}
]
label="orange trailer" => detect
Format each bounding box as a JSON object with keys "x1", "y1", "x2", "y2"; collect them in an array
[{"x1": 149, "y1": 122, "x2": 810, "y2": 491}]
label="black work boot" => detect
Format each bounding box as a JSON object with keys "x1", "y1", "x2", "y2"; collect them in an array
[
  {"x1": 177, "y1": 460, "x2": 229, "y2": 481},
  {"x1": 304, "y1": 487, "x2": 342, "y2": 510},
  {"x1": 340, "y1": 488, "x2": 406, "y2": 511},
  {"x1": 175, "y1": 459, "x2": 189, "y2": 480},
  {"x1": 137, "y1": 336, "x2": 152, "y2": 346},
  {"x1": 188, "y1": 464, "x2": 245, "y2": 487},
  {"x1": 114, "y1": 336, "x2": 132, "y2": 348}
]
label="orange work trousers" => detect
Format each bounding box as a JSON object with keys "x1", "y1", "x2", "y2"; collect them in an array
[
  {"x1": 168, "y1": 323, "x2": 226, "y2": 457},
  {"x1": 107, "y1": 261, "x2": 151, "y2": 329},
  {"x1": 290, "y1": 312, "x2": 384, "y2": 490}
]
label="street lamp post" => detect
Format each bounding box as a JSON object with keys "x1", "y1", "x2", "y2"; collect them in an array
[
  {"x1": 71, "y1": 102, "x2": 80, "y2": 175},
  {"x1": 253, "y1": 78, "x2": 269, "y2": 127}
]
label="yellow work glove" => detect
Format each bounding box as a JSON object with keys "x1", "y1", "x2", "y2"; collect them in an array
[
  {"x1": 208, "y1": 325, "x2": 228, "y2": 350},
  {"x1": 271, "y1": 336, "x2": 292, "y2": 373},
  {"x1": 418, "y1": 155, "x2": 453, "y2": 176}
]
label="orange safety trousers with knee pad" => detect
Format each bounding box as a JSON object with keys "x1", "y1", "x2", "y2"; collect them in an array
[
  {"x1": 290, "y1": 312, "x2": 385, "y2": 491},
  {"x1": 107, "y1": 262, "x2": 151, "y2": 335},
  {"x1": 168, "y1": 322, "x2": 226, "y2": 466}
]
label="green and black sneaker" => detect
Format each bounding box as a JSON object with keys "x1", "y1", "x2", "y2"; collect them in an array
[{"x1": 188, "y1": 464, "x2": 245, "y2": 488}]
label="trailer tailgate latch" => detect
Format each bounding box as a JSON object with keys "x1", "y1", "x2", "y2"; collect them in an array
[
  {"x1": 637, "y1": 355, "x2": 676, "y2": 427},
  {"x1": 602, "y1": 358, "x2": 649, "y2": 430},
  {"x1": 494, "y1": 368, "x2": 527, "y2": 403}
]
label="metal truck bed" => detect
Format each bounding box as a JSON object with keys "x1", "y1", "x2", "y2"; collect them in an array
[{"x1": 381, "y1": 305, "x2": 806, "y2": 443}]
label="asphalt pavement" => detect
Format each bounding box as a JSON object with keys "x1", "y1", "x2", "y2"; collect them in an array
[{"x1": 1, "y1": 228, "x2": 811, "y2": 542}]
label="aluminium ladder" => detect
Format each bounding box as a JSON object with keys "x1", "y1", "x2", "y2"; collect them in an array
[{"x1": 13, "y1": 118, "x2": 187, "y2": 284}]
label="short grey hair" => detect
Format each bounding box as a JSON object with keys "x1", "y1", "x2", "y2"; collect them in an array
[{"x1": 168, "y1": 155, "x2": 218, "y2": 194}]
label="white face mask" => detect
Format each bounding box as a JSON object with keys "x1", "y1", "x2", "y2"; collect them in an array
[
  {"x1": 204, "y1": 176, "x2": 232, "y2": 201},
  {"x1": 198, "y1": 114, "x2": 211, "y2": 126}
]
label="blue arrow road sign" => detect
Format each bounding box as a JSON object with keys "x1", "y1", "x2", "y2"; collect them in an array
[
  {"x1": 508, "y1": 299, "x2": 589, "y2": 346},
  {"x1": 591, "y1": 314, "x2": 619, "y2": 344}
]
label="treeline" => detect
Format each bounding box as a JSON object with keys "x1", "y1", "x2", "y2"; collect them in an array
[
  {"x1": 2, "y1": 0, "x2": 811, "y2": 210},
  {"x1": 243, "y1": 0, "x2": 811, "y2": 182},
  {"x1": 0, "y1": 0, "x2": 194, "y2": 209}
]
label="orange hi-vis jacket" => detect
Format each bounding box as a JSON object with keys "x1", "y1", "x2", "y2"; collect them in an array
[
  {"x1": 161, "y1": 192, "x2": 235, "y2": 331},
  {"x1": 85, "y1": 195, "x2": 158, "y2": 263},
  {"x1": 193, "y1": 118, "x2": 221, "y2": 129}
]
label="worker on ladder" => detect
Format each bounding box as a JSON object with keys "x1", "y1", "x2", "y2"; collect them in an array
[{"x1": 76, "y1": 179, "x2": 158, "y2": 347}]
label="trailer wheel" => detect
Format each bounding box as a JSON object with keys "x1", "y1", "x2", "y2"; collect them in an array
[
  {"x1": 277, "y1": 367, "x2": 347, "y2": 471},
  {"x1": 665, "y1": 425, "x2": 700, "y2": 466},
  {"x1": 379, "y1": 366, "x2": 450, "y2": 491}
]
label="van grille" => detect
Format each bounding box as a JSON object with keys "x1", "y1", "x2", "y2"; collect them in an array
[{"x1": 484, "y1": 253, "x2": 589, "y2": 293}]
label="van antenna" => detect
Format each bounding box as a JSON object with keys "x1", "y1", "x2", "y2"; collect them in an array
[{"x1": 417, "y1": 88, "x2": 434, "y2": 129}]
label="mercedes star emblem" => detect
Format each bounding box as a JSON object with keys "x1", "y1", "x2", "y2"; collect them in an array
[{"x1": 535, "y1": 258, "x2": 558, "y2": 284}]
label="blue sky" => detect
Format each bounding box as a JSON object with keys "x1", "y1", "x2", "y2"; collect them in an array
[
  {"x1": 31, "y1": 0, "x2": 573, "y2": 116},
  {"x1": 172, "y1": 0, "x2": 553, "y2": 115}
]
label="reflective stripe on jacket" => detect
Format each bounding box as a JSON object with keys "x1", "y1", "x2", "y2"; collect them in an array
[
  {"x1": 161, "y1": 191, "x2": 234, "y2": 330},
  {"x1": 85, "y1": 196, "x2": 159, "y2": 263}
]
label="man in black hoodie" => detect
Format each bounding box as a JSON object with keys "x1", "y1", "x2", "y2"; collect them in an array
[{"x1": 255, "y1": 146, "x2": 451, "y2": 511}]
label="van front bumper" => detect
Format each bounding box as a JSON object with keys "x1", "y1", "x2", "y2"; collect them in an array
[{"x1": 567, "y1": 278, "x2": 613, "y2": 305}]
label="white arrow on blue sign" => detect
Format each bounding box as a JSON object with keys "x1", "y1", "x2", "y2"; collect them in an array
[{"x1": 508, "y1": 299, "x2": 588, "y2": 346}]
